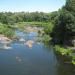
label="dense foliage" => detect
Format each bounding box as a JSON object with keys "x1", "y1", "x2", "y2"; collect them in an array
[
  {"x1": 0, "y1": 23, "x2": 15, "y2": 38},
  {"x1": 0, "y1": 12, "x2": 53, "y2": 25},
  {"x1": 54, "y1": 45, "x2": 75, "y2": 65},
  {"x1": 64, "y1": 0, "x2": 75, "y2": 13},
  {"x1": 51, "y1": 0, "x2": 75, "y2": 46}
]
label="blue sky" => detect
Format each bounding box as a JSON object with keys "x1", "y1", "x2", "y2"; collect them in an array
[{"x1": 0, "y1": 0, "x2": 66, "y2": 12}]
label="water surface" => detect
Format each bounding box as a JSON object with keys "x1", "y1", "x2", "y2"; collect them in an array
[{"x1": 0, "y1": 30, "x2": 75, "y2": 75}]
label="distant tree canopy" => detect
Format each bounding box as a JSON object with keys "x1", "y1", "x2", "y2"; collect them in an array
[
  {"x1": 51, "y1": 0, "x2": 75, "y2": 45},
  {"x1": 0, "y1": 11, "x2": 59, "y2": 25},
  {"x1": 0, "y1": 12, "x2": 54, "y2": 24}
]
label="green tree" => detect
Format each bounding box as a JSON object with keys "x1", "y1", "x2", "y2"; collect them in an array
[
  {"x1": 52, "y1": 10, "x2": 75, "y2": 45},
  {"x1": 51, "y1": 0, "x2": 75, "y2": 45},
  {"x1": 64, "y1": 0, "x2": 75, "y2": 12}
]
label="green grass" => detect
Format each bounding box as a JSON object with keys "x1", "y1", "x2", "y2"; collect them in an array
[
  {"x1": 54, "y1": 45, "x2": 75, "y2": 65},
  {"x1": 15, "y1": 22, "x2": 54, "y2": 33},
  {"x1": 54, "y1": 45, "x2": 72, "y2": 55},
  {"x1": 15, "y1": 22, "x2": 50, "y2": 27},
  {"x1": 0, "y1": 23, "x2": 15, "y2": 38}
]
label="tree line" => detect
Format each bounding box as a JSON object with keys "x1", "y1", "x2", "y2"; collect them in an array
[{"x1": 0, "y1": 11, "x2": 58, "y2": 25}]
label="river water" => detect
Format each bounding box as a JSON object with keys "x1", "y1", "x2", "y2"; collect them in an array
[{"x1": 0, "y1": 30, "x2": 75, "y2": 75}]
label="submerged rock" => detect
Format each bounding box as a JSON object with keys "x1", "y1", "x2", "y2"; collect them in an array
[
  {"x1": 3, "y1": 45, "x2": 12, "y2": 49},
  {"x1": 16, "y1": 56, "x2": 22, "y2": 62},
  {"x1": 0, "y1": 35, "x2": 12, "y2": 43},
  {"x1": 25, "y1": 40, "x2": 34, "y2": 48},
  {"x1": 0, "y1": 35, "x2": 12, "y2": 49}
]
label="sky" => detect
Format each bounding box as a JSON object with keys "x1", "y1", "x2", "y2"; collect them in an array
[{"x1": 0, "y1": 0, "x2": 66, "y2": 12}]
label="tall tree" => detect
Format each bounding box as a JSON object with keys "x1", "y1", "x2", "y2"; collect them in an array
[
  {"x1": 51, "y1": 0, "x2": 75, "y2": 45},
  {"x1": 63, "y1": 0, "x2": 75, "y2": 15}
]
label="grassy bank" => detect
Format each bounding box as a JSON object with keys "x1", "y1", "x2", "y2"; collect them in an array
[
  {"x1": 54, "y1": 45, "x2": 75, "y2": 65},
  {"x1": 0, "y1": 23, "x2": 15, "y2": 39},
  {"x1": 14, "y1": 21, "x2": 51, "y2": 31}
]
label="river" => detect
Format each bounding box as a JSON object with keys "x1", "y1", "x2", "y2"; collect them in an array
[{"x1": 0, "y1": 30, "x2": 75, "y2": 75}]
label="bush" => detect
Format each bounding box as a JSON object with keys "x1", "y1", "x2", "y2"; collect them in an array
[
  {"x1": 54, "y1": 45, "x2": 72, "y2": 55},
  {"x1": 0, "y1": 23, "x2": 15, "y2": 38}
]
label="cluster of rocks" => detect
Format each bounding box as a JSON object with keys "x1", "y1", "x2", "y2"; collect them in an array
[{"x1": 0, "y1": 35, "x2": 12, "y2": 49}]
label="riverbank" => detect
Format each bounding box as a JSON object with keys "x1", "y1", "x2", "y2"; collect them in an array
[
  {"x1": 54, "y1": 45, "x2": 75, "y2": 65},
  {"x1": 0, "y1": 23, "x2": 15, "y2": 38},
  {"x1": 0, "y1": 34, "x2": 11, "y2": 41}
]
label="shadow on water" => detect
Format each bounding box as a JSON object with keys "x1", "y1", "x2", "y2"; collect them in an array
[{"x1": 0, "y1": 30, "x2": 74, "y2": 75}]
